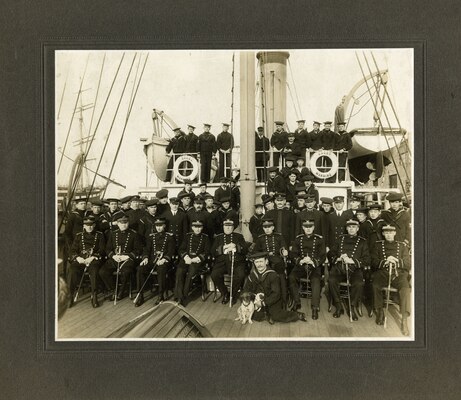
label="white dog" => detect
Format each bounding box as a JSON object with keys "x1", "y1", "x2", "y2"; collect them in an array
[{"x1": 235, "y1": 292, "x2": 255, "y2": 324}]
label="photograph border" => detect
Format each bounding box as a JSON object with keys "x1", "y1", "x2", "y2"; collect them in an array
[{"x1": 42, "y1": 40, "x2": 425, "y2": 354}]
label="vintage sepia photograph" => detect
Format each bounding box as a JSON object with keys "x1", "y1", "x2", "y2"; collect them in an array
[{"x1": 56, "y1": 49, "x2": 413, "y2": 340}]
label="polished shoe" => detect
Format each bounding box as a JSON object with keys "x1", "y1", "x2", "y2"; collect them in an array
[
  {"x1": 230, "y1": 296, "x2": 239, "y2": 307},
  {"x1": 69, "y1": 293, "x2": 75, "y2": 308},
  {"x1": 333, "y1": 307, "x2": 343, "y2": 318},
  {"x1": 91, "y1": 294, "x2": 100, "y2": 308},
  {"x1": 179, "y1": 298, "x2": 187, "y2": 307},
  {"x1": 291, "y1": 303, "x2": 301, "y2": 312},
  {"x1": 311, "y1": 308, "x2": 319, "y2": 320},
  {"x1": 155, "y1": 295, "x2": 164, "y2": 305},
  {"x1": 376, "y1": 308, "x2": 385, "y2": 325},
  {"x1": 350, "y1": 307, "x2": 358, "y2": 321},
  {"x1": 400, "y1": 318, "x2": 409, "y2": 336},
  {"x1": 222, "y1": 293, "x2": 230, "y2": 305},
  {"x1": 213, "y1": 292, "x2": 222, "y2": 303},
  {"x1": 357, "y1": 305, "x2": 363, "y2": 318},
  {"x1": 297, "y1": 312, "x2": 307, "y2": 322},
  {"x1": 201, "y1": 290, "x2": 207, "y2": 302},
  {"x1": 134, "y1": 295, "x2": 144, "y2": 307}
]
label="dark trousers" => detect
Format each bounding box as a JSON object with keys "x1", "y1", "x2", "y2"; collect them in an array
[
  {"x1": 372, "y1": 269, "x2": 411, "y2": 317},
  {"x1": 218, "y1": 151, "x2": 232, "y2": 178},
  {"x1": 328, "y1": 263, "x2": 364, "y2": 308},
  {"x1": 337, "y1": 152, "x2": 348, "y2": 182},
  {"x1": 137, "y1": 261, "x2": 170, "y2": 297},
  {"x1": 268, "y1": 255, "x2": 287, "y2": 305},
  {"x1": 200, "y1": 152, "x2": 213, "y2": 183},
  {"x1": 273, "y1": 151, "x2": 282, "y2": 168},
  {"x1": 68, "y1": 260, "x2": 101, "y2": 293},
  {"x1": 288, "y1": 264, "x2": 322, "y2": 309},
  {"x1": 211, "y1": 259, "x2": 246, "y2": 298},
  {"x1": 256, "y1": 162, "x2": 268, "y2": 182},
  {"x1": 174, "y1": 260, "x2": 205, "y2": 301},
  {"x1": 99, "y1": 258, "x2": 135, "y2": 295}
]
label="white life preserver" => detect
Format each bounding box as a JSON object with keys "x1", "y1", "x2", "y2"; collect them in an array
[
  {"x1": 309, "y1": 150, "x2": 339, "y2": 179},
  {"x1": 173, "y1": 155, "x2": 199, "y2": 182}
]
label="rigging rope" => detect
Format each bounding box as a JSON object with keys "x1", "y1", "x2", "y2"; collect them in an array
[
  {"x1": 230, "y1": 52, "x2": 235, "y2": 136},
  {"x1": 259, "y1": 53, "x2": 269, "y2": 193},
  {"x1": 355, "y1": 52, "x2": 409, "y2": 203},
  {"x1": 101, "y1": 53, "x2": 149, "y2": 198},
  {"x1": 288, "y1": 58, "x2": 303, "y2": 119},
  {"x1": 286, "y1": 82, "x2": 300, "y2": 120},
  {"x1": 58, "y1": 54, "x2": 90, "y2": 173}
]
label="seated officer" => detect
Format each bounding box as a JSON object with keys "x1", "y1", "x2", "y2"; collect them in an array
[
  {"x1": 174, "y1": 220, "x2": 210, "y2": 306},
  {"x1": 68, "y1": 215, "x2": 105, "y2": 308},
  {"x1": 99, "y1": 214, "x2": 142, "y2": 300},
  {"x1": 136, "y1": 217, "x2": 176, "y2": 307},
  {"x1": 211, "y1": 219, "x2": 248, "y2": 305},
  {"x1": 288, "y1": 219, "x2": 326, "y2": 319},
  {"x1": 371, "y1": 224, "x2": 411, "y2": 335},
  {"x1": 243, "y1": 251, "x2": 307, "y2": 323},
  {"x1": 253, "y1": 218, "x2": 288, "y2": 308},
  {"x1": 328, "y1": 219, "x2": 371, "y2": 320}
]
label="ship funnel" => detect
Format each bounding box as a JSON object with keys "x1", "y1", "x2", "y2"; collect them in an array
[{"x1": 256, "y1": 51, "x2": 290, "y2": 136}]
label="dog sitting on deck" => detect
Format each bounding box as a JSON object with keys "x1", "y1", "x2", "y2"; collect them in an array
[{"x1": 235, "y1": 292, "x2": 255, "y2": 324}]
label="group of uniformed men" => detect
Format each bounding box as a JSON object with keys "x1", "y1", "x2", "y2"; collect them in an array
[
  {"x1": 166, "y1": 119, "x2": 352, "y2": 184},
  {"x1": 64, "y1": 177, "x2": 411, "y2": 334}
]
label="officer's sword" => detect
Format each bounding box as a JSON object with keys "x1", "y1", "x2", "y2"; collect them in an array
[
  {"x1": 229, "y1": 250, "x2": 235, "y2": 308},
  {"x1": 343, "y1": 259, "x2": 353, "y2": 323},
  {"x1": 384, "y1": 261, "x2": 398, "y2": 329},
  {"x1": 133, "y1": 252, "x2": 162, "y2": 305}
]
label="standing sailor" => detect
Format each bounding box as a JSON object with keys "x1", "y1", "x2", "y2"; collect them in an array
[
  {"x1": 216, "y1": 123, "x2": 234, "y2": 178},
  {"x1": 333, "y1": 121, "x2": 353, "y2": 182},
  {"x1": 271, "y1": 121, "x2": 288, "y2": 168},
  {"x1": 197, "y1": 123, "x2": 216, "y2": 183},
  {"x1": 255, "y1": 126, "x2": 270, "y2": 182},
  {"x1": 381, "y1": 192, "x2": 411, "y2": 246},
  {"x1": 165, "y1": 127, "x2": 186, "y2": 181}
]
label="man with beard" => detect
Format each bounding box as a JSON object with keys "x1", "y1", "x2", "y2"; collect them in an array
[
  {"x1": 99, "y1": 214, "x2": 142, "y2": 300},
  {"x1": 216, "y1": 123, "x2": 234, "y2": 179},
  {"x1": 136, "y1": 217, "x2": 176, "y2": 306},
  {"x1": 289, "y1": 219, "x2": 326, "y2": 319},
  {"x1": 68, "y1": 215, "x2": 105, "y2": 308},
  {"x1": 328, "y1": 219, "x2": 370, "y2": 320},
  {"x1": 174, "y1": 220, "x2": 210, "y2": 306},
  {"x1": 211, "y1": 219, "x2": 248, "y2": 305}
]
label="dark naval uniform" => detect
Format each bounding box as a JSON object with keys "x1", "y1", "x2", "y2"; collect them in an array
[
  {"x1": 371, "y1": 238, "x2": 411, "y2": 319},
  {"x1": 265, "y1": 207, "x2": 295, "y2": 245},
  {"x1": 197, "y1": 131, "x2": 216, "y2": 183},
  {"x1": 126, "y1": 208, "x2": 146, "y2": 233},
  {"x1": 216, "y1": 130, "x2": 234, "y2": 178},
  {"x1": 214, "y1": 185, "x2": 231, "y2": 203},
  {"x1": 333, "y1": 131, "x2": 353, "y2": 182},
  {"x1": 266, "y1": 173, "x2": 286, "y2": 196},
  {"x1": 163, "y1": 209, "x2": 188, "y2": 249},
  {"x1": 289, "y1": 232, "x2": 326, "y2": 312},
  {"x1": 255, "y1": 132, "x2": 270, "y2": 182},
  {"x1": 270, "y1": 129, "x2": 288, "y2": 167},
  {"x1": 101, "y1": 209, "x2": 124, "y2": 239},
  {"x1": 210, "y1": 232, "x2": 248, "y2": 301},
  {"x1": 243, "y1": 267, "x2": 300, "y2": 323},
  {"x1": 137, "y1": 230, "x2": 176, "y2": 302},
  {"x1": 253, "y1": 231, "x2": 288, "y2": 304},
  {"x1": 295, "y1": 208, "x2": 323, "y2": 236},
  {"x1": 249, "y1": 213, "x2": 265, "y2": 241},
  {"x1": 363, "y1": 217, "x2": 385, "y2": 253},
  {"x1": 381, "y1": 207, "x2": 411, "y2": 245},
  {"x1": 213, "y1": 206, "x2": 239, "y2": 235},
  {"x1": 327, "y1": 209, "x2": 355, "y2": 248},
  {"x1": 174, "y1": 231, "x2": 210, "y2": 303},
  {"x1": 137, "y1": 212, "x2": 160, "y2": 246},
  {"x1": 64, "y1": 209, "x2": 86, "y2": 246},
  {"x1": 328, "y1": 233, "x2": 371, "y2": 313},
  {"x1": 321, "y1": 128, "x2": 336, "y2": 150},
  {"x1": 165, "y1": 131, "x2": 186, "y2": 181},
  {"x1": 184, "y1": 132, "x2": 199, "y2": 155},
  {"x1": 69, "y1": 229, "x2": 106, "y2": 302},
  {"x1": 99, "y1": 228, "x2": 142, "y2": 297},
  {"x1": 307, "y1": 129, "x2": 323, "y2": 150}
]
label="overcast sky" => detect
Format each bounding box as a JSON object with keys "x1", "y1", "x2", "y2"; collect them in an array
[{"x1": 56, "y1": 49, "x2": 413, "y2": 197}]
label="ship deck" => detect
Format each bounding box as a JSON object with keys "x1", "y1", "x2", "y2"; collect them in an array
[{"x1": 57, "y1": 288, "x2": 408, "y2": 340}]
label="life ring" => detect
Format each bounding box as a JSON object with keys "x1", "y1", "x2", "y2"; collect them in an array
[
  {"x1": 310, "y1": 150, "x2": 339, "y2": 179},
  {"x1": 173, "y1": 155, "x2": 199, "y2": 182}
]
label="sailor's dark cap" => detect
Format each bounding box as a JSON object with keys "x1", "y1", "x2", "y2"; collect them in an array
[
  {"x1": 337, "y1": 121, "x2": 346, "y2": 125},
  {"x1": 155, "y1": 189, "x2": 169, "y2": 199},
  {"x1": 146, "y1": 198, "x2": 159, "y2": 207},
  {"x1": 288, "y1": 169, "x2": 299, "y2": 177},
  {"x1": 173, "y1": 127, "x2": 181, "y2": 131},
  {"x1": 220, "y1": 196, "x2": 231, "y2": 203},
  {"x1": 275, "y1": 121, "x2": 284, "y2": 125},
  {"x1": 199, "y1": 182, "x2": 207, "y2": 187},
  {"x1": 169, "y1": 197, "x2": 180, "y2": 204},
  {"x1": 305, "y1": 195, "x2": 316, "y2": 202},
  {"x1": 386, "y1": 192, "x2": 403, "y2": 202},
  {"x1": 117, "y1": 214, "x2": 129, "y2": 223},
  {"x1": 296, "y1": 119, "x2": 306, "y2": 123},
  {"x1": 285, "y1": 154, "x2": 296, "y2": 162},
  {"x1": 248, "y1": 251, "x2": 269, "y2": 260},
  {"x1": 323, "y1": 121, "x2": 332, "y2": 125},
  {"x1": 287, "y1": 132, "x2": 295, "y2": 138},
  {"x1": 313, "y1": 121, "x2": 321, "y2": 125},
  {"x1": 274, "y1": 192, "x2": 286, "y2": 200},
  {"x1": 268, "y1": 166, "x2": 279, "y2": 173},
  {"x1": 194, "y1": 197, "x2": 204, "y2": 204},
  {"x1": 349, "y1": 195, "x2": 362, "y2": 202},
  {"x1": 262, "y1": 195, "x2": 274, "y2": 205},
  {"x1": 356, "y1": 207, "x2": 369, "y2": 213},
  {"x1": 154, "y1": 217, "x2": 167, "y2": 225},
  {"x1": 83, "y1": 215, "x2": 96, "y2": 225},
  {"x1": 254, "y1": 203, "x2": 264, "y2": 208},
  {"x1": 222, "y1": 219, "x2": 235, "y2": 226},
  {"x1": 296, "y1": 193, "x2": 307, "y2": 200},
  {"x1": 320, "y1": 197, "x2": 333, "y2": 205},
  {"x1": 191, "y1": 220, "x2": 204, "y2": 227},
  {"x1": 90, "y1": 199, "x2": 103, "y2": 206},
  {"x1": 74, "y1": 195, "x2": 88, "y2": 202},
  {"x1": 203, "y1": 123, "x2": 211, "y2": 127},
  {"x1": 120, "y1": 195, "x2": 133, "y2": 204},
  {"x1": 203, "y1": 194, "x2": 214, "y2": 200},
  {"x1": 131, "y1": 195, "x2": 140, "y2": 201},
  {"x1": 295, "y1": 185, "x2": 306, "y2": 193},
  {"x1": 105, "y1": 198, "x2": 119, "y2": 203},
  {"x1": 302, "y1": 174, "x2": 315, "y2": 181},
  {"x1": 222, "y1": 123, "x2": 230, "y2": 127},
  {"x1": 220, "y1": 177, "x2": 229, "y2": 183},
  {"x1": 262, "y1": 219, "x2": 274, "y2": 227},
  {"x1": 178, "y1": 192, "x2": 192, "y2": 200},
  {"x1": 368, "y1": 203, "x2": 383, "y2": 210},
  {"x1": 187, "y1": 124, "x2": 195, "y2": 129},
  {"x1": 257, "y1": 126, "x2": 264, "y2": 131}
]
